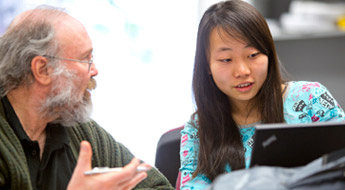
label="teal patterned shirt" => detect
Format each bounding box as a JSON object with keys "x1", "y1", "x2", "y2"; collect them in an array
[{"x1": 179, "y1": 81, "x2": 345, "y2": 190}]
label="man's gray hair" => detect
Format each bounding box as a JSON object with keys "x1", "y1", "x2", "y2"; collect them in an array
[{"x1": 0, "y1": 5, "x2": 68, "y2": 97}]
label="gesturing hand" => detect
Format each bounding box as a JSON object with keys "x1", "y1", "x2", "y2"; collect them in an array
[{"x1": 67, "y1": 141, "x2": 150, "y2": 190}]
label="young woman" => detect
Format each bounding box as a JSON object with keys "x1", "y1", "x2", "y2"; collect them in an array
[{"x1": 179, "y1": 0, "x2": 345, "y2": 189}]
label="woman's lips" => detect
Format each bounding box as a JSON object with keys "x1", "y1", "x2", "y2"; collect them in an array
[{"x1": 235, "y1": 82, "x2": 253, "y2": 92}]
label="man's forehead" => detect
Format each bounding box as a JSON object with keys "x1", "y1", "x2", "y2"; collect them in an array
[{"x1": 55, "y1": 17, "x2": 93, "y2": 57}]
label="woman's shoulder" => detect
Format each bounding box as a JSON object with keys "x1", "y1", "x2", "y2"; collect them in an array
[
  {"x1": 284, "y1": 81, "x2": 330, "y2": 113},
  {"x1": 283, "y1": 81, "x2": 344, "y2": 122},
  {"x1": 285, "y1": 81, "x2": 330, "y2": 99},
  {"x1": 182, "y1": 114, "x2": 199, "y2": 131},
  {"x1": 287, "y1": 81, "x2": 326, "y2": 91}
]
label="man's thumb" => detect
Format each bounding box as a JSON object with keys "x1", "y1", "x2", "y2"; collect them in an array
[{"x1": 75, "y1": 141, "x2": 93, "y2": 173}]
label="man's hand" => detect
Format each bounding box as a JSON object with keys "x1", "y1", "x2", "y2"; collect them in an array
[{"x1": 67, "y1": 141, "x2": 151, "y2": 190}]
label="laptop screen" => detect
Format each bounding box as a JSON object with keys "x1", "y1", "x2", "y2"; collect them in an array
[{"x1": 249, "y1": 121, "x2": 345, "y2": 167}]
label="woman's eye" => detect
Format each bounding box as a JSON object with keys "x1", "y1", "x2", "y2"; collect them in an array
[
  {"x1": 220, "y1": 58, "x2": 232, "y2": 63},
  {"x1": 248, "y1": 52, "x2": 260, "y2": 58}
]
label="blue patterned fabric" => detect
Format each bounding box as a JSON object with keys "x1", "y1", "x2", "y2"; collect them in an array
[{"x1": 179, "y1": 81, "x2": 345, "y2": 190}]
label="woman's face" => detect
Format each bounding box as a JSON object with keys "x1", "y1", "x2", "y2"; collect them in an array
[{"x1": 208, "y1": 28, "x2": 268, "y2": 107}]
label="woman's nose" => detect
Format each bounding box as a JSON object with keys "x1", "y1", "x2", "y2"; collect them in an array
[{"x1": 233, "y1": 61, "x2": 250, "y2": 78}]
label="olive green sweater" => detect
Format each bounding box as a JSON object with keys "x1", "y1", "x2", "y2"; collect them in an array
[{"x1": 0, "y1": 102, "x2": 173, "y2": 190}]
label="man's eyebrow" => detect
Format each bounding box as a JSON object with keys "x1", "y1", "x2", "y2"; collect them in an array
[{"x1": 81, "y1": 49, "x2": 93, "y2": 59}]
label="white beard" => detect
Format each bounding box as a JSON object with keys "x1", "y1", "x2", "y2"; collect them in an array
[{"x1": 39, "y1": 65, "x2": 95, "y2": 127}]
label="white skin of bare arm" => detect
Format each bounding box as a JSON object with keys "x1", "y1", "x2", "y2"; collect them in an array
[{"x1": 67, "y1": 141, "x2": 151, "y2": 190}]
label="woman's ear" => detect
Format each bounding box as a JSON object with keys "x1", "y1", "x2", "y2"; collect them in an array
[
  {"x1": 31, "y1": 56, "x2": 52, "y2": 85},
  {"x1": 208, "y1": 67, "x2": 212, "y2": 75}
]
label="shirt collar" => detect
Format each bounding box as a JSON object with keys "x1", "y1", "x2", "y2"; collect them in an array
[{"x1": 1, "y1": 96, "x2": 69, "y2": 146}]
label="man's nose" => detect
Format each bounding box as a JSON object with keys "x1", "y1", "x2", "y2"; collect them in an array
[{"x1": 89, "y1": 62, "x2": 98, "y2": 76}]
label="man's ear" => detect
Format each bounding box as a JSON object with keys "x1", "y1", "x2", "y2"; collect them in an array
[{"x1": 31, "y1": 56, "x2": 52, "y2": 85}]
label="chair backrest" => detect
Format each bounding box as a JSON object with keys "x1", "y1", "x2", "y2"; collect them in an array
[
  {"x1": 176, "y1": 171, "x2": 181, "y2": 190},
  {"x1": 155, "y1": 126, "x2": 184, "y2": 188}
]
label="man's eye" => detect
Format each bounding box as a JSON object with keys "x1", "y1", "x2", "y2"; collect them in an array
[
  {"x1": 82, "y1": 55, "x2": 93, "y2": 61},
  {"x1": 83, "y1": 57, "x2": 91, "y2": 62}
]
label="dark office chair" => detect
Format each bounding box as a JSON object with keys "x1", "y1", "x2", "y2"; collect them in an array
[{"x1": 155, "y1": 126, "x2": 184, "y2": 188}]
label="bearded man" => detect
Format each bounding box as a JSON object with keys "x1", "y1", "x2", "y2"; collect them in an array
[{"x1": 0, "y1": 5, "x2": 173, "y2": 190}]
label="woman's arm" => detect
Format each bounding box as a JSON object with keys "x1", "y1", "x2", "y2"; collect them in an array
[{"x1": 179, "y1": 119, "x2": 212, "y2": 190}]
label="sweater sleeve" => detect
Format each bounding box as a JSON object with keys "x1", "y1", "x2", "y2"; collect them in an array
[
  {"x1": 115, "y1": 142, "x2": 174, "y2": 190},
  {"x1": 70, "y1": 120, "x2": 174, "y2": 190},
  {"x1": 179, "y1": 118, "x2": 212, "y2": 190},
  {"x1": 0, "y1": 117, "x2": 32, "y2": 190}
]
